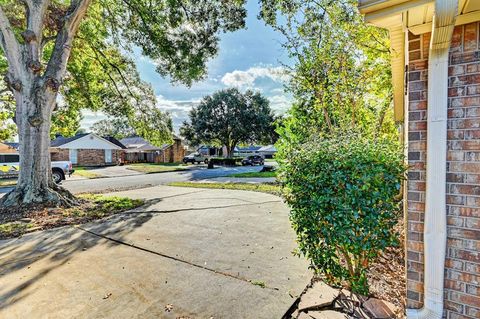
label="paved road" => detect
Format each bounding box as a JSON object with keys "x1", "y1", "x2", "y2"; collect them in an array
[
  {"x1": 0, "y1": 185, "x2": 310, "y2": 318},
  {"x1": 0, "y1": 165, "x2": 265, "y2": 195}
]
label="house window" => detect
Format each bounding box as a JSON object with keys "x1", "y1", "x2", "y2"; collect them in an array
[
  {"x1": 105, "y1": 149, "x2": 112, "y2": 163},
  {"x1": 69, "y1": 149, "x2": 78, "y2": 164}
]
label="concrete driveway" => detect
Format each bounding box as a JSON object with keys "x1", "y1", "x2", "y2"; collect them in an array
[{"x1": 0, "y1": 185, "x2": 310, "y2": 319}]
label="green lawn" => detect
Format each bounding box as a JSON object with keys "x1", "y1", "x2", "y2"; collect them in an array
[
  {"x1": 229, "y1": 171, "x2": 277, "y2": 178},
  {"x1": 127, "y1": 163, "x2": 188, "y2": 174},
  {"x1": 168, "y1": 181, "x2": 282, "y2": 195},
  {"x1": 74, "y1": 167, "x2": 104, "y2": 179}
]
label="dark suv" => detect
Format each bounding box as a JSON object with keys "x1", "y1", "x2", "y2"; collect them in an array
[{"x1": 241, "y1": 155, "x2": 264, "y2": 166}]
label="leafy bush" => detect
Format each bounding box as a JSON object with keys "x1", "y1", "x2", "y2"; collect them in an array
[{"x1": 280, "y1": 133, "x2": 405, "y2": 294}]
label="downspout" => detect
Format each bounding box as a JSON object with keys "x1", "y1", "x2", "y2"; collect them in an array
[{"x1": 406, "y1": 0, "x2": 457, "y2": 318}]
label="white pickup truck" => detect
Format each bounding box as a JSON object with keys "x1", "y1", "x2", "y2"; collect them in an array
[{"x1": 0, "y1": 153, "x2": 74, "y2": 184}]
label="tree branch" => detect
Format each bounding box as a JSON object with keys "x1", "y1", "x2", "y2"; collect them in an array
[
  {"x1": 0, "y1": 6, "x2": 23, "y2": 78},
  {"x1": 24, "y1": 0, "x2": 51, "y2": 62},
  {"x1": 44, "y1": 0, "x2": 92, "y2": 89}
]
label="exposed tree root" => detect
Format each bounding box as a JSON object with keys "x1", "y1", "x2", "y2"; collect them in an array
[{"x1": 0, "y1": 183, "x2": 79, "y2": 211}]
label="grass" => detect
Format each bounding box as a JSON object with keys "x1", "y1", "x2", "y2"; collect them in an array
[
  {"x1": 168, "y1": 181, "x2": 282, "y2": 196},
  {"x1": 250, "y1": 280, "x2": 266, "y2": 288},
  {"x1": 229, "y1": 171, "x2": 277, "y2": 178},
  {"x1": 127, "y1": 163, "x2": 188, "y2": 174},
  {"x1": 264, "y1": 158, "x2": 277, "y2": 162},
  {"x1": 0, "y1": 222, "x2": 34, "y2": 238},
  {"x1": 74, "y1": 167, "x2": 103, "y2": 179},
  {"x1": 0, "y1": 194, "x2": 144, "y2": 239},
  {"x1": 0, "y1": 178, "x2": 17, "y2": 187}
]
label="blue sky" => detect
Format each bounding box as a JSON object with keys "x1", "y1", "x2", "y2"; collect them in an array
[{"x1": 81, "y1": 0, "x2": 292, "y2": 132}]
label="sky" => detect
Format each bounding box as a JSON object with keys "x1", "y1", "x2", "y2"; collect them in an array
[{"x1": 81, "y1": 0, "x2": 293, "y2": 133}]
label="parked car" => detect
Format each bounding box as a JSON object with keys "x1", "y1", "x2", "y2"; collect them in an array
[
  {"x1": 0, "y1": 153, "x2": 74, "y2": 184},
  {"x1": 241, "y1": 155, "x2": 264, "y2": 166},
  {"x1": 182, "y1": 153, "x2": 209, "y2": 164}
]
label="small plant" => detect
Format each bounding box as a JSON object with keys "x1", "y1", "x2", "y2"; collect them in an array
[
  {"x1": 280, "y1": 132, "x2": 405, "y2": 295},
  {"x1": 251, "y1": 280, "x2": 266, "y2": 288}
]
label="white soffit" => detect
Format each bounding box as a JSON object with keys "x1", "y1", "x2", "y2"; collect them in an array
[{"x1": 361, "y1": 0, "x2": 480, "y2": 35}]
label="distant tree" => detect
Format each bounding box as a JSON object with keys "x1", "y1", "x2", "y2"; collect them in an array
[
  {"x1": 91, "y1": 113, "x2": 173, "y2": 144},
  {"x1": 180, "y1": 88, "x2": 276, "y2": 157},
  {"x1": 91, "y1": 118, "x2": 136, "y2": 140},
  {"x1": 0, "y1": 0, "x2": 247, "y2": 208}
]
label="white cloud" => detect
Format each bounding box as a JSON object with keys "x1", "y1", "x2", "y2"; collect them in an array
[
  {"x1": 268, "y1": 94, "x2": 292, "y2": 113},
  {"x1": 221, "y1": 66, "x2": 290, "y2": 88}
]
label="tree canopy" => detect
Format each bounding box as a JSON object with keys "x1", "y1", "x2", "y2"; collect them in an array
[
  {"x1": 180, "y1": 88, "x2": 276, "y2": 157},
  {"x1": 0, "y1": 0, "x2": 247, "y2": 145},
  {"x1": 0, "y1": 0, "x2": 247, "y2": 207},
  {"x1": 259, "y1": 0, "x2": 398, "y2": 148}
]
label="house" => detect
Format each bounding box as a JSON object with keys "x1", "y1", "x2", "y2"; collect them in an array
[
  {"x1": 197, "y1": 145, "x2": 222, "y2": 157},
  {"x1": 50, "y1": 133, "x2": 125, "y2": 166},
  {"x1": 120, "y1": 135, "x2": 186, "y2": 163},
  {"x1": 0, "y1": 142, "x2": 17, "y2": 154},
  {"x1": 258, "y1": 145, "x2": 277, "y2": 159},
  {"x1": 358, "y1": 1, "x2": 480, "y2": 318},
  {"x1": 233, "y1": 145, "x2": 262, "y2": 157}
]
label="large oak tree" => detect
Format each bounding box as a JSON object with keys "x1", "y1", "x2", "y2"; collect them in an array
[
  {"x1": 0, "y1": 0, "x2": 246, "y2": 207},
  {"x1": 180, "y1": 88, "x2": 276, "y2": 157}
]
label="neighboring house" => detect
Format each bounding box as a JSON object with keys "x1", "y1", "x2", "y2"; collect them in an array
[
  {"x1": 120, "y1": 135, "x2": 186, "y2": 163},
  {"x1": 233, "y1": 145, "x2": 262, "y2": 157},
  {"x1": 3, "y1": 142, "x2": 19, "y2": 151},
  {"x1": 197, "y1": 145, "x2": 221, "y2": 157},
  {"x1": 50, "y1": 133, "x2": 125, "y2": 166},
  {"x1": 233, "y1": 145, "x2": 277, "y2": 158},
  {"x1": 0, "y1": 142, "x2": 17, "y2": 154},
  {"x1": 258, "y1": 145, "x2": 277, "y2": 159},
  {"x1": 358, "y1": 1, "x2": 480, "y2": 318}
]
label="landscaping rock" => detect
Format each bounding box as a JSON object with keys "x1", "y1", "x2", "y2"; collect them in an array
[
  {"x1": 333, "y1": 290, "x2": 367, "y2": 314},
  {"x1": 363, "y1": 298, "x2": 397, "y2": 319},
  {"x1": 298, "y1": 281, "x2": 341, "y2": 312}
]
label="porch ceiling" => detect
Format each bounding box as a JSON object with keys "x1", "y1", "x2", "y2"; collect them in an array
[
  {"x1": 357, "y1": 0, "x2": 480, "y2": 122},
  {"x1": 359, "y1": 0, "x2": 480, "y2": 33}
]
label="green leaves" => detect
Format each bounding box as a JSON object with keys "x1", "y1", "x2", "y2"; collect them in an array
[
  {"x1": 180, "y1": 88, "x2": 276, "y2": 156},
  {"x1": 280, "y1": 132, "x2": 406, "y2": 294}
]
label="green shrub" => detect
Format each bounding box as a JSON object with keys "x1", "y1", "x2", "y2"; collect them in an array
[{"x1": 280, "y1": 133, "x2": 405, "y2": 295}]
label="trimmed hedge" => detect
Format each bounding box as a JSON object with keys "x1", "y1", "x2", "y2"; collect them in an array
[{"x1": 280, "y1": 133, "x2": 406, "y2": 294}]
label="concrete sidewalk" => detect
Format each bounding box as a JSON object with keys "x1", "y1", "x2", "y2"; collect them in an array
[{"x1": 0, "y1": 185, "x2": 310, "y2": 319}]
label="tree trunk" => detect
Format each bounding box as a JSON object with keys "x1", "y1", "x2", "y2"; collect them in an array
[{"x1": 1, "y1": 83, "x2": 77, "y2": 208}]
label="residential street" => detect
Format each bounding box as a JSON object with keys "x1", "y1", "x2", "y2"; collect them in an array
[
  {"x1": 0, "y1": 165, "x2": 268, "y2": 195},
  {"x1": 0, "y1": 185, "x2": 310, "y2": 318}
]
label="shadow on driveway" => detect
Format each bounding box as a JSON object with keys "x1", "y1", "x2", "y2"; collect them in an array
[{"x1": 0, "y1": 199, "x2": 163, "y2": 311}]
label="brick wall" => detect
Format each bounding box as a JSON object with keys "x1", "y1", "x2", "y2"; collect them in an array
[
  {"x1": 406, "y1": 23, "x2": 480, "y2": 318},
  {"x1": 50, "y1": 148, "x2": 123, "y2": 166},
  {"x1": 154, "y1": 139, "x2": 185, "y2": 163}
]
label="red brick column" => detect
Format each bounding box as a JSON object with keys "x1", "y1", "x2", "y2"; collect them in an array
[{"x1": 406, "y1": 23, "x2": 480, "y2": 318}]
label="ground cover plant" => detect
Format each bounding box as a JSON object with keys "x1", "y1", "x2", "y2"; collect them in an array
[
  {"x1": 280, "y1": 132, "x2": 405, "y2": 295},
  {"x1": 0, "y1": 194, "x2": 144, "y2": 239}
]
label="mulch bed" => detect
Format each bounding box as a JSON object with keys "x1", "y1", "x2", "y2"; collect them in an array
[
  {"x1": 366, "y1": 219, "x2": 406, "y2": 316},
  {"x1": 0, "y1": 196, "x2": 144, "y2": 240}
]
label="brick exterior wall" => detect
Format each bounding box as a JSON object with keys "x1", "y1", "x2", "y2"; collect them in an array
[
  {"x1": 50, "y1": 148, "x2": 123, "y2": 166},
  {"x1": 406, "y1": 23, "x2": 480, "y2": 318},
  {"x1": 154, "y1": 139, "x2": 186, "y2": 163}
]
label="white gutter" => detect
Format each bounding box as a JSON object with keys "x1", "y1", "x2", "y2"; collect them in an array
[{"x1": 406, "y1": 0, "x2": 457, "y2": 318}]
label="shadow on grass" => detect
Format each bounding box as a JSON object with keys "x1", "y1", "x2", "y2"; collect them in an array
[{"x1": 0, "y1": 197, "x2": 163, "y2": 311}]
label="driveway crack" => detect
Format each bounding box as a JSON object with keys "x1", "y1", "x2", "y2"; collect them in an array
[
  {"x1": 76, "y1": 226, "x2": 280, "y2": 291},
  {"x1": 125, "y1": 200, "x2": 282, "y2": 215}
]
